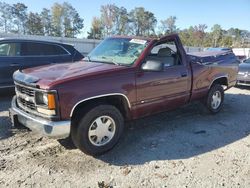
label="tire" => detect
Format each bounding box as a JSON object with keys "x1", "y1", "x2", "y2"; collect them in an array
[
  {"x1": 206, "y1": 84, "x2": 224, "y2": 114},
  {"x1": 71, "y1": 105, "x2": 124, "y2": 156}
]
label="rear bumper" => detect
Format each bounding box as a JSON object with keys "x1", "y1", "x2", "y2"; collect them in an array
[
  {"x1": 237, "y1": 76, "x2": 250, "y2": 86},
  {"x1": 237, "y1": 75, "x2": 250, "y2": 86},
  {"x1": 237, "y1": 80, "x2": 250, "y2": 86},
  {"x1": 10, "y1": 96, "x2": 70, "y2": 139}
]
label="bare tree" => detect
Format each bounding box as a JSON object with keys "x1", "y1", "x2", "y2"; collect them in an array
[
  {"x1": 11, "y1": 3, "x2": 28, "y2": 34},
  {"x1": 129, "y1": 7, "x2": 157, "y2": 36},
  {"x1": 87, "y1": 17, "x2": 103, "y2": 39},
  {"x1": 40, "y1": 8, "x2": 52, "y2": 36},
  {"x1": 0, "y1": 2, "x2": 13, "y2": 33},
  {"x1": 160, "y1": 16, "x2": 177, "y2": 35},
  {"x1": 211, "y1": 24, "x2": 222, "y2": 47},
  {"x1": 100, "y1": 4, "x2": 116, "y2": 36},
  {"x1": 193, "y1": 24, "x2": 207, "y2": 46},
  {"x1": 26, "y1": 12, "x2": 44, "y2": 35}
]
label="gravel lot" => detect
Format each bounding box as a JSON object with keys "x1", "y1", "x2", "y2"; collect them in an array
[{"x1": 0, "y1": 87, "x2": 250, "y2": 188}]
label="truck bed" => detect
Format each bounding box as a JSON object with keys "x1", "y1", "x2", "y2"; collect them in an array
[{"x1": 188, "y1": 51, "x2": 238, "y2": 65}]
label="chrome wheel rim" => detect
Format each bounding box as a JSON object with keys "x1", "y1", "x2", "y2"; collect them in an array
[
  {"x1": 211, "y1": 91, "x2": 222, "y2": 109},
  {"x1": 88, "y1": 116, "x2": 116, "y2": 146}
]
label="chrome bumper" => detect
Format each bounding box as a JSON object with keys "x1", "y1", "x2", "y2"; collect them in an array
[
  {"x1": 237, "y1": 80, "x2": 250, "y2": 86},
  {"x1": 10, "y1": 96, "x2": 70, "y2": 139}
]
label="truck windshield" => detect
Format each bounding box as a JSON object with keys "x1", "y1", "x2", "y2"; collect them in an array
[
  {"x1": 244, "y1": 58, "x2": 250, "y2": 63},
  {"x1": 86, "y1": 38, "x2": 148, "y2": 66}
]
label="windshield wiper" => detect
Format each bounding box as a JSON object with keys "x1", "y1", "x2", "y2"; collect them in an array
[
  {"x1": 103, "y1": 61, "x2": 119, "y2": 65},
  {"x1": 100, "y1": 56, "x2": 119, "y2": 65},
  {"x1": 87, "y1": 56, "x2": 123, "y2": 66},
  {"x1": 86, "y1": 55, "x2": 92, "y2": 62}
]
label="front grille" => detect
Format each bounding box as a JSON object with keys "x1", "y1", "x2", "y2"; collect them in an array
[
  {"x1": 15, "y1": 83, "x2": 37, "y2": 113},
  {"x1": 17, "y1": 97, "x2": 36, "y2": 110},
  {"x1": 14, "y1": 82, "x2": 58, "y2": 120},
  {"x1": 16, "y1": 84, "x2": 35, "y2": 97}
]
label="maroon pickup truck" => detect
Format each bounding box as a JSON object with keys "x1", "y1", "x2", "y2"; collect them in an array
[{"x1": 10, "y1": 34, "x2": 239, "y2": 155}]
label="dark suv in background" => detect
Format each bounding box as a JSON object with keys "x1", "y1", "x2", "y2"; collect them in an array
[{"x1": 0, "y1": 38, "x2": 83, "y2": 89}]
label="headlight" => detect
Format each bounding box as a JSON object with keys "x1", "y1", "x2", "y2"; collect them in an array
[
  {"x1": 43, "y1": 94, "x2": 48, "y2": 105},
  {"x1": 36, "y1": 92, "x2": 48, "y2": 105},
  {"x1": 35, "y1": 92, "x2": 57, "y2": 116},
  {"x1": 35, "y1": 92, "x2": 56, "y2": 110}
]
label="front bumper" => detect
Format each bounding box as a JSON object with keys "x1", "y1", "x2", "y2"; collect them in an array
[{"x1": 10, "y1": 96, "x2": 70, "y2": 139}]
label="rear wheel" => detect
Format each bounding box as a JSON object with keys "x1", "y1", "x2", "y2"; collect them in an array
[
  {"x1": 71, "y1": 105, "x2": 124, "y2": 156},
  {"x1": 206, "y1": 84, "x2": 224, "y2": 114}
]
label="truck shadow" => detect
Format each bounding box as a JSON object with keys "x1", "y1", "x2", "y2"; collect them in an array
[
  {"x1": 1, "y1": 90, "x2": 250, "y2": 165},
  {"x1": 96, "y1": 93, "x2": 250, "y2": 165}
]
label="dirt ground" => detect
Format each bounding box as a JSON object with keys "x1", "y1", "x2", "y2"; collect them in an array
[{"x1": 0, "y1": 87, "x2": 250, "y2": 188}]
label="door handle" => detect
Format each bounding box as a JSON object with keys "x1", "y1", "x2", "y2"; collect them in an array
[
  {"x1": 152, "y1": 81, "x2": 161, "y2": 86},
  {"x1": 181, "y1": 72, "x2": 188, "y2": 77},
  {"x1": 10, "y1": 63, "x2": 20, "y2": 67}
]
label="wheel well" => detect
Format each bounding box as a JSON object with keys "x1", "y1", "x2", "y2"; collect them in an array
[
  {"x1": 211, "y1": 77, "x2": 228, "y2": 89},
  {"x1": 71, "y1": 95, "x2": 131, "y2": 122}
]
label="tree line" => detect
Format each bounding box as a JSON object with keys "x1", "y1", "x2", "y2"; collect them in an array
[
  {"x1": 0, "y1": 2, "x2": 83, "y2": 38},
  {"x1": 0, "y1": 2, "x2": 249, "y2": 48},
  {"x1": 87, "y1": 4, "x2": 250, "y2": 48}
]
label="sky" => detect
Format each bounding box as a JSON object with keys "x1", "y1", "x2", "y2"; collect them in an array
[{"x1": 3, "y1": 0, "x2": 250, "y2": 37}]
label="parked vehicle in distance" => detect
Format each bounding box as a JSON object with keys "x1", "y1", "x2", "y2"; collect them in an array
[
  {"x1": 236, "y1": 55, "x2": 247, "y2": 63},
  {"x1": 0, "y1": 38, "x2": 84, "y2": 89},
  {"x1": 204, "y1": 47, "x2": 233, "y2": 52},
  {"x1": 243, "y1": 58, "x2": 250, "y2": 63},
  {"x1": 10, "y1": 34, "x2": 239, "y2": 155},
  {"x1": 237, "y1": 58, "x2": 250, "y2": 86}
]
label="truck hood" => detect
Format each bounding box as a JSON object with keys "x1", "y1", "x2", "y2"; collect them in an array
[{"x1": 15, "y1": 61, "x2": 128, "y2": 89}]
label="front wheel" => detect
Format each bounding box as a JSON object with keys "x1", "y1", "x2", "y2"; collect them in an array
[
  {"x1": 71, "y1": 105, "x2": 124, "y2": 156},
  {"x1": 206, "y1": 84, "x2": 224, "y2": 114}
]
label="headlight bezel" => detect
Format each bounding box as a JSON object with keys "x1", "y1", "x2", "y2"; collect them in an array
[
  {"x1": 35, "y1": 91, "x2": 58, "y2": 116},
  {"x1": 35, "y1": 92, "x2": 49, "y2": 106}
]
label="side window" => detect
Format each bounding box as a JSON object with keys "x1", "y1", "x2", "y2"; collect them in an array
[
  {"x1": 21, "y1": 42, "x2": 44, "y2": 56},
  {"x1": 149, "y1": 40, "x2": 181, "y2": 67},
  {"x1": 53, "y1": 45, "x2": 68, "y2": 55},
  {"x1": 21, "y1": 42, "x2": 68, "y2": 56},
  {"x1": 0, "y1": 43, "x2": 21, "y2": 56}
]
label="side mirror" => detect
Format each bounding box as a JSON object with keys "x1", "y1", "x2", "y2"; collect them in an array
[{"x1": 142, "y1": 59, "x2": 164, "y2": 72}]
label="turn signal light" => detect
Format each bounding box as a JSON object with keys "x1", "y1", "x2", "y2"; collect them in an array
[{"x1": 48, "y1": 94, "x2": 56, "y2": 110}]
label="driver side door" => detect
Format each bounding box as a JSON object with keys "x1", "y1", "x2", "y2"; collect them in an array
[{"x1": 135, "y1": 38, "x2": 191, "y2": 118}]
